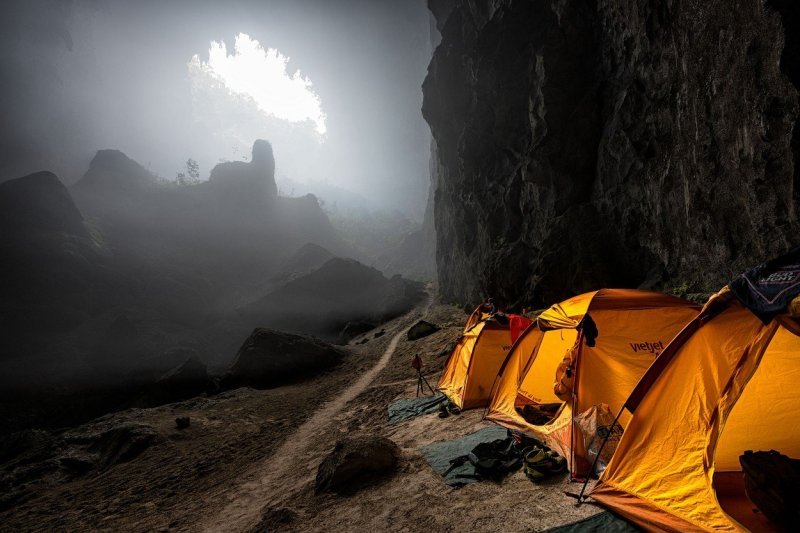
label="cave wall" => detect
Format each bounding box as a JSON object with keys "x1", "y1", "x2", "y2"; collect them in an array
[{"x1": 423, "y1": 0, "x2": 800, "y2": 307}]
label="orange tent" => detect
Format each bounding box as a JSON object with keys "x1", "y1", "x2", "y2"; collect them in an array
[
  {"x1": 485, "y1": 289, "x2": 699, "y2": 477},
  {"x1": 437, "y1": 307, "x2": 515, "y2": 410},
  {"x1": 590, "y1": 287, "x2": 800, "y2": 532}
]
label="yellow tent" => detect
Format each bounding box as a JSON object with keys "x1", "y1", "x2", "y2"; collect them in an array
[
  {"x1": 590, "y1": 287, "x2": 800, "y2": 532},
  {"x1": 485, "y1": 289, "x2": 699, "y2": 477},
  {"x1": 437, "y1": 307, "x2": 514, "y2": 410}
]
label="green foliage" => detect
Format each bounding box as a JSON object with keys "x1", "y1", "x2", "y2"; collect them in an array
[
  {"x1": 665, "y1": 282, "x2": 691, "y2": 298},
  {"x1": 176, "y1": 158, "x2": 201, "y2": 185},
  {"x1": 186, "y1": 158, "x2": 200, "y2": 181}
]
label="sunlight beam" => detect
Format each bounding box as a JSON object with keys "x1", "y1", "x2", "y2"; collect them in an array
[{"x1": 191, "y1": 33, "x2": 326, "y2": 135}]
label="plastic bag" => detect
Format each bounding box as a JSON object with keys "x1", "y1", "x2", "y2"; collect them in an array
[{"x1": 574, "y1": 403, "x2": 623, "y2": 476}]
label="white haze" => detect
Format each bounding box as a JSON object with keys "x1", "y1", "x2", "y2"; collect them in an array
[
  {"x1": 0, "y1": 0, "x2": 432, "y2": 220},
  {"x1": 192, "y1": 33, "x2": 327, "y2": 135}
]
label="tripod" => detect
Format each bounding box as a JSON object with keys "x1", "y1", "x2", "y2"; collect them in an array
[
  {"x1": 412, "y1": 355, "x2": 436, "y2": 397},
  {"x1": 416, "y1": 367, "x2": 436, "y2": 397}
]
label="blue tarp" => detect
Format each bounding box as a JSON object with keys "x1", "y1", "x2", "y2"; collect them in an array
[
  {"x1": 421, "y1": 425, "x2": 509, "y2": 486},
  {"x1": 387, "y1": 392, "x2": 447, "y2": 424},
  {"x1": 543, "y1": 511, "x2": 641, "y2": 532}
]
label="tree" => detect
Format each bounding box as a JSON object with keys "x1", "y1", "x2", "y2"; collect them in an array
[
  {"x1": 186, "y1": 158, "x2": 200, "y2": 182},
  {"x1": 176, "y1": 158, "x2": 201, "y2": 185}
]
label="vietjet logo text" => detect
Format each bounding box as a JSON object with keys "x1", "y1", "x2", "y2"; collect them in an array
[{"x1": 629, "y1": 340, "x2": 665, "y2": 355}]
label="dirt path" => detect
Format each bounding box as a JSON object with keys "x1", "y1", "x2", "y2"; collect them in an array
[{"x1": 198, "y1": 291, "x2": 433, "y2": 532}]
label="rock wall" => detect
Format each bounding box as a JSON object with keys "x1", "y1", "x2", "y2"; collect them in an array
[{"x1": 423, "y1": 0, "x2": 800, "y2": 307}]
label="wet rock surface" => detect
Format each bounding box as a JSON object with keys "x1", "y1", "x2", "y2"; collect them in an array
[
  {"x1": 424, "y1": 0, "x2": 800, "y2": 307},
  {"x1": 314, "y1": 436, "x2": 401, "y2": 494}
]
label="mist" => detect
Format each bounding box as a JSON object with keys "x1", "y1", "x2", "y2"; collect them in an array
[
  {"x1": 0, "y1": 0, "x2": 436, "y2": 434},
  {"x1": 0, "y1": 0, "x2": 432, "y2": 219}
]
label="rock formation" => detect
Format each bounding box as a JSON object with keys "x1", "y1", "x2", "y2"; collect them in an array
[
  {"x1": 315, "y1": 436, "x2": 401, "y2": 494},
  {"x1": 224, "y1": 328, "x2": 346, "y2": 389},
  {"x1": 0, "y1": 171, "x2": 109, "y2": 354},
  {"x1": 240, "y1": 257, "x2": 425, "y2": 339},
  {"x1": 139, "y1": 356, "x2": 214, "y2": 407},
  {"x1": 423, "y1": 0, "x2": 800, "y2": 307},
  {"x1": 210, "y1": 139, "x2": 278, "y2": 202},
  {"x1": 407, "y1": 320, "x2": 440, "y2": 341},
  {"x1": 72, "y1": 149, "x2": 160, "y2": 197},
  {"x1": 0, "y1": 171, "x2": 87, "y2": 237}
]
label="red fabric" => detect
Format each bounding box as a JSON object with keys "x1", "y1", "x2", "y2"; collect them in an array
[{"x1": 508, "y1": 314, "x2": 533, "y2": 343}]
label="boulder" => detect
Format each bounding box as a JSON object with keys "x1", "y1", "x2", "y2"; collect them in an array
[
  {"x1": 315, "y1": 436, "x2": 401, "y2": 494},
  {"x1": 271, "y1": 242, "x2": 334, "y2": 285},
  {"x1": 224, "y1": 329, "x2": 345, "y2": 389},
  {"x1": 241, "y1": 257, "x2": 424, "y2": 340},
  {"x1": 139, "y1": 355, "x2": 214, "y2": 407},
  {"x1": 407, "y1": 320, "x2": 440, "y2": 341},
  {"x1": 339, "y1": 321, "x2": 376, "y2": 344}
]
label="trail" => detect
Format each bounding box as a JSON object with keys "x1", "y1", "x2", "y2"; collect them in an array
[{"x1": 198, "y1": 291, "x2": 433, "y2": 533}]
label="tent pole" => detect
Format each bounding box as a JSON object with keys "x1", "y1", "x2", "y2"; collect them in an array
[{"x1": 575, "y1": 406, "x2": 624, "y2": 505}]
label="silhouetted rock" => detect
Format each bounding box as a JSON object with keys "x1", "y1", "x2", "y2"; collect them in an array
[
  {"x1": 242, "y1": 258, "x2": 424, "y2": 340},
  {"x1": 424, "y1": 0, "x2": 800, "y2": 307},
  {"x1": 407, "y1": 320, "x2": 440, "y2": 341},
  {"x1": 0, "y1": 171, "x2": 110, "y2": 360},
  {"x1": 0, "y1": 171, "x2": 86, "y2": 236},
  {"x1": 271, "y1": 242, "x2": 335, "y2": 284},
  {"x1": 139, "y1": 356, "x2": 213, "y2": 407},
  {"x1": 315, "y1": 436, "x2": 401, "y2": 494},
  {"x1": 72, "y1": 149, "x2": 160, "y2": 197},
  {"x1": 210, "y1": 139, "x2": 277, "y2": 202},
  {"x1": 158, "y1": 355, "x2": 209, "y2": 388},
  {"x1": 224, "y1": 328, "x2": 346, "y2": 389},
  {"x1": 339, "y1": 321, "x2": 376, "y2": 344}
]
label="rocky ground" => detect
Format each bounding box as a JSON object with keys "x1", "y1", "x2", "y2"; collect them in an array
[{"x1": 1, "y1": 292, "x2": 602, "y2": 532}]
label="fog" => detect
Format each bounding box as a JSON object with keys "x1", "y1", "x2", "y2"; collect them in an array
[
  {"x1": 0, "y1": 0, "x2": 432, "y2": 219},
  {"x1": 0, "y1": 0, "x2": 435, "y2": 432}
]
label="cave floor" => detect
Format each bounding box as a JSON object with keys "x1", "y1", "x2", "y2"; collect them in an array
[{"x1": 1, "y1": 294, "x2": 602, "y2": 532}]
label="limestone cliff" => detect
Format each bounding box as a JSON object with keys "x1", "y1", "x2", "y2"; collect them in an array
[{"x1": 423, "y1": 0, "x2": 800, "y2": 307}]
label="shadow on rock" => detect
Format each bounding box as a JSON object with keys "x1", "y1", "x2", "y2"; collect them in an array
[{"x1": 315, "y1": 436, "x2": 401, "y2": 495}]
